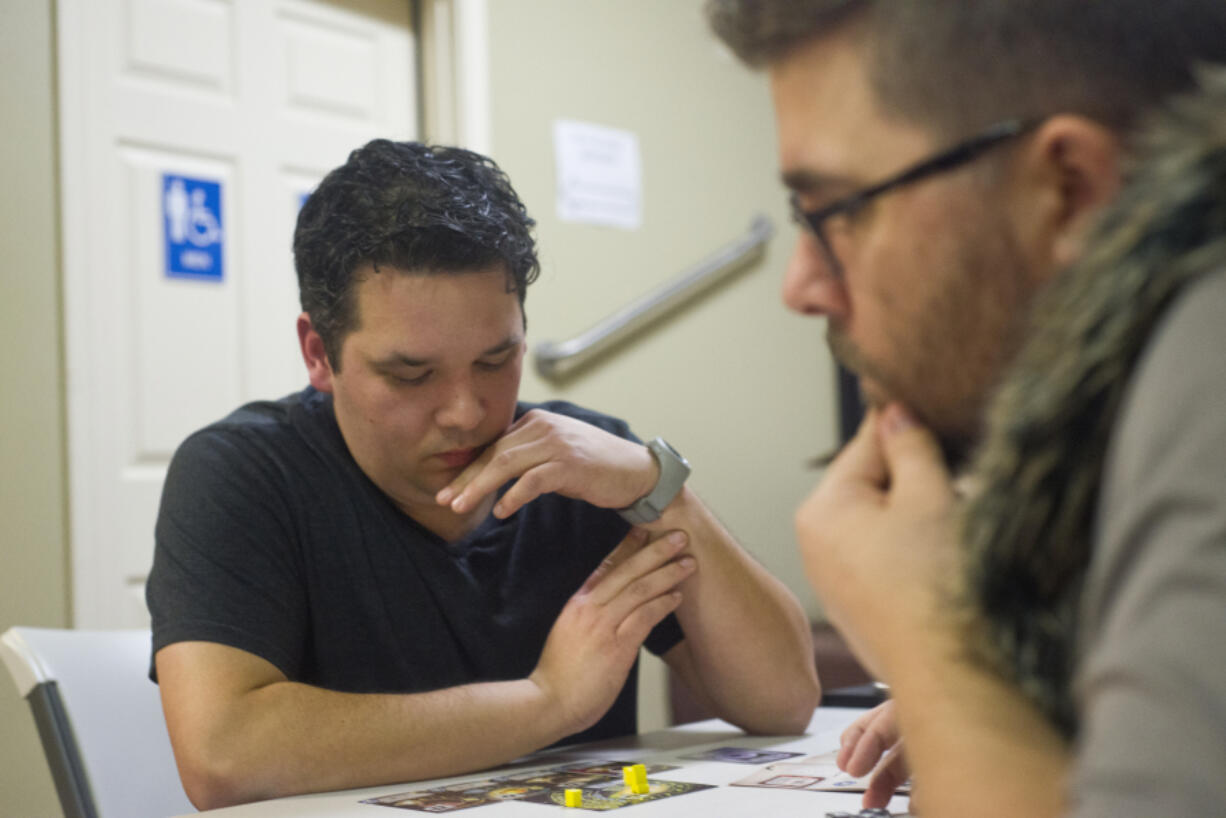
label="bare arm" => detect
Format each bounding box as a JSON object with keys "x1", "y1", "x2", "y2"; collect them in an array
[
  {"x1": 157, "y1": 527, "x2": 691, "y2": 810},
  {"x1": 796, "y1": 405, "x2": 1071, "y2": 817},
  {"x1": 649, "y1": 486, "x2": 820, "y2": 735},
  {"x1": 888, "y1": 644, "x2": 1070, "y2": 818},
  {"x1": 441, "y1": 409, "x2": 820, "y2": 735}
]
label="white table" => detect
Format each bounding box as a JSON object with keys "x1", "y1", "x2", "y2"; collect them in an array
[{"x1": 181, "y1": 707, "x2": 912, "y2": 817}]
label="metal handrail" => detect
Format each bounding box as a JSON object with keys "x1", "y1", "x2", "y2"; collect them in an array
[{"x1": 533, "y1": 214, "x2": 774, "y2": 380}]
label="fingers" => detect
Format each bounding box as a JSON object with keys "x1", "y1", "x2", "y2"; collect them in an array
[
  {"x1": 838, "y1": 702, "x2": 906, "y2": 808},
  {"x1": 862, "y1": 739, "x2": 907, "y2": 809},
  {"x1": 838, "y1": 701, "x2": 899, "y2": 776},
  {"x1": 490, "y1": 462, "x2": 564, "y2": 518},
  {"x1": 584, "y1": 530, "x2": 692, "y2": 608},
  {"x1": 824, "y1": 407, "x2": 888, "y2": 492},
  {"x1": 614, "y1": 588, "x2": 684, "y2": 646},
  {"x1": 837, "y1": 704, "x2": 876, "y2": 770},
  {"x1": 876, "y1": 403, "x2": 953, "y2": 506},
  {"x1": 437, "y1": 435, "x2": 545, "y2": 514},
  {"x1": 580, "y1": 527, "x2": 650, "y2": 592},
  {"x1": 434, "y1": 450, "x2": 492, "y2": 511}
]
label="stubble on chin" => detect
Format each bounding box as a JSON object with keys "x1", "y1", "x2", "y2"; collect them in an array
[
  {"x1": 826, "y1": 324, "x2": 891, "y2": 406},
  {"x1": 824, "y1": 322, "x2": 976, "y2": 470}
]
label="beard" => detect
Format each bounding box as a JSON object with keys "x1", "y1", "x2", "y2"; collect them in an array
[
  {"x1": 823, "y1": 218, "x2": 1035, "y2": 472},
  {"x1": 827, "y1": 324, "x2": 979, "y2": 470}
]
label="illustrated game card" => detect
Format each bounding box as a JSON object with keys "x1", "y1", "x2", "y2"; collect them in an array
[
  {"x1": 732, "y1": 758, "x2": 910, "y2": 795},
  {"x1": 363, "y1": 771, "x2": 581, "y2": 812},
  {"x1": 362, "y1": 779, "x2": 529, "y2": 812},
  {"x1": 554, "y1": 760, "x2": 680, "y2": 777},
  {"x1": 730, "y1": 764, "x2": 832, "y2": 791},
  {"x1": 518, "y1": 777, "x2": 714, "y2": 811},
  {"x1": 364, "y1": 759, "x2": 691, "y2": 811},
  {"x1": 678, "y1": 746, "x2": 805, "y2": 764}
]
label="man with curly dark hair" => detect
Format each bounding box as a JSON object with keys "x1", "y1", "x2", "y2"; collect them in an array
[{"x1": 146, "y1": 140, "x2": 820, "y2": 809}]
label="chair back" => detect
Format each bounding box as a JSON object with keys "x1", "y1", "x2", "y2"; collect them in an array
[{"x1": 0, "y1": 626, "x2": 193, "y2": 818}]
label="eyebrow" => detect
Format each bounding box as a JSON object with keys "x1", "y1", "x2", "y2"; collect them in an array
[
  {"x1": 372, "y1": 335, "x2": 524, "y2": 369},
  {"x1": 781, "y1": 168, "x2": 859, "y2": 196}
]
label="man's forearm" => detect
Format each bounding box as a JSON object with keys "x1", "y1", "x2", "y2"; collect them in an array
[
  {"x1": 174, "y1": 677, "x2": 568, "y2": 809},
  {"x1": 651, "y1": 488, "x2": 820, "y2": 734},
  {"x1": 887, "y1": 635, "x2": 1071, "y2": 818}
]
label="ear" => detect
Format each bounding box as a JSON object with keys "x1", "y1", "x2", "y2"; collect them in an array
[
  {"x1": 1012, "y1": 115, "x2": 1123, "y2": 279},
  {"x1": 297, "y1": 312, "x2": 335, "y2": 393}
]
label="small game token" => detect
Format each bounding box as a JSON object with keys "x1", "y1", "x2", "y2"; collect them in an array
[{"x1": 564, "y1": 788, "x2": 582, "y2": 807}]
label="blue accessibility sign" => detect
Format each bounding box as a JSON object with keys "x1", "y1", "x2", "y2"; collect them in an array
[{"x1": 163, "y1": 173, "x2": 224, "y2": 281}]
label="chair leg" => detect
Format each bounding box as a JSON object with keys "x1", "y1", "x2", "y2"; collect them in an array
[{"x1": 27, "y1": 682, "x2": 98, "y2": 818}]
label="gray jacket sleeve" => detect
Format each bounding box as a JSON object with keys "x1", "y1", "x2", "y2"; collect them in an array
[{"x1": 1069, "y1": 269, "x2": 1226, "y2": 816}]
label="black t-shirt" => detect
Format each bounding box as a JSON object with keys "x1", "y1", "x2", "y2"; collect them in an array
[{"x1": 147, "y1": 388, "x2": 683, "y2": 744}]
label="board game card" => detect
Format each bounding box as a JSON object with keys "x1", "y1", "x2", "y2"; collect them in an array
[
  {"x1": 730, "y1": 765, "x2": 831, "y2": 791},
  {"x1": 518, "y1": 776, "x2": 714, "y2": 811},
  {"x1": 363, "y1": 774, "x2": 556, "y2": 811},
  {"x1": 809, "y1": 771, "x2": 911, "y2": 794},
  {"x1": 678, "y1": 746, "x2": 805, "y2": 764},
  {"x1": 553, "y1": 760, "x2": 680, "y2": 777},
  {"x1": 732, "y1": 761, "x2": 911, "y2": 795}
]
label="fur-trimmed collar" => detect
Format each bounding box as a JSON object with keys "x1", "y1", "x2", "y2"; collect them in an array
[{"x1": 960, "y1": 66, "x2": 1226, "y2": 737}]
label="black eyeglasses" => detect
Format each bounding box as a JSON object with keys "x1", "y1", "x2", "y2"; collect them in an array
[{"x1": 790, "y1": 118, "x2": 1036, "y2": 277}]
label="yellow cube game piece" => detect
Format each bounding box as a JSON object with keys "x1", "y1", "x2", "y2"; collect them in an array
[
  {"x1": 630, "y1": 764, "x2": 649, "y2": 794},
  {"x1": 564, "y1": 788, "x2": 582, "y2": 807}
]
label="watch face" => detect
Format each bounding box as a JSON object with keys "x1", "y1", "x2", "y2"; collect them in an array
[{"x1": 652, "y1": 437, "x2": 689, "y2": 467}]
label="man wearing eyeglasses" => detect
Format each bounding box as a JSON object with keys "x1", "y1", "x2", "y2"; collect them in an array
[{"x1": 707, "y1": 1, "x2": 1226, "y2": 817}]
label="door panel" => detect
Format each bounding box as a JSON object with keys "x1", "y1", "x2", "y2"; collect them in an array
[{"x1": 60, "y1": 0, "x2": 417, "y2": 627}]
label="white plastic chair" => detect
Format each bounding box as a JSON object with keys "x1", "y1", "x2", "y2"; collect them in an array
[{"x1": 0, "y1": 627, "x2": 194, "y2": 818}]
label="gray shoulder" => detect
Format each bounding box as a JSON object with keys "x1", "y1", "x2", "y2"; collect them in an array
[
  {"x1": 1071, "y1": 268, "x2": 1226, "y2": 815},
  {"x1": 1104, "y1": 267, "x2": 1226, "y2": 489}
]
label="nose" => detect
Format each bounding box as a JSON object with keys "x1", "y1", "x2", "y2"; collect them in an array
[
  {"x1": 781, "y1": 236, "x2": 850, "y2": 317},
  {"x1": 435, "y1": 374, "x2": 485, "y2": 432}
]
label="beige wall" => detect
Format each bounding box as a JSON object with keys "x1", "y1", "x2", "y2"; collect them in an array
[
  {"x1": 488, "y1": 0, "x2": 834, "y2": 609},
  {"x1": 0, "y1": 1, "x2": 72, "y2": 815},
  {"x1": 483, "y1": 0, "x2": 836, "y2": 727}
]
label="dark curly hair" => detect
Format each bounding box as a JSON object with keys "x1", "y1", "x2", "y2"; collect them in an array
[{"x1": 293, "y1": 140, "x2": 540, "y2": 368}]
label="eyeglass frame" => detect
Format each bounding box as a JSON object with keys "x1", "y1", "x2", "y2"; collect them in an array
[{"x1": 789, "y1": 118, "x2": 1037, "y2": 278}]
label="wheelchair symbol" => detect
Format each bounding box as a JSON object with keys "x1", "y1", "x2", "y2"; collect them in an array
[{"x1": 164, "y1": 177, "x2": 222, "y2": 247}]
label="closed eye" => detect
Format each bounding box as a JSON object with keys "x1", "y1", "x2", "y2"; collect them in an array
[
  {"x1": 388, "y1": 370, "x2": 431, "y2": 386},
  {"x1": 476, "y1": 350, "x2": 515, "y2": 371}
]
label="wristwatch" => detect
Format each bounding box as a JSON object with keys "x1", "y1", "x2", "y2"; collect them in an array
[{"x1": 618, "y1": 437, "x2": 692, "y2": 524}]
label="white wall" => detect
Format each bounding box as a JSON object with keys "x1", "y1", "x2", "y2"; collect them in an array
[{"x1": 0, "y1": 2, "x2": 72, "y2": 815}]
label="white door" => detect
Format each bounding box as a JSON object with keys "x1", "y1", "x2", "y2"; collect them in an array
[{"x1": 58, "y1": 0, "x2": 418, "y2": 628}]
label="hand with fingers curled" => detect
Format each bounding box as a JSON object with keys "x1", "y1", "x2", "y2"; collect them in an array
[
  {"x1": 528, "y1": 526, "x2": 696, "y2": 735},
  {"x1": 839, "y1": 700, "x2": 909, "y2": 809},
  {"x1": 795, "y1": 403, "x2": 963, "y2": 683},
  {"x1": 435, "y1": 409, "x2": 659, "y2": 520}
]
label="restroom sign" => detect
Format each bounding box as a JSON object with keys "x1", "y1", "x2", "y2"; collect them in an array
[{"x1": 163, "y1": 173, "x2": 224, "y2": 281}]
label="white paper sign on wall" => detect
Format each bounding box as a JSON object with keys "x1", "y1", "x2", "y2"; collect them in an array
[{"x1": 553, "y1": 119, "x2": 641, "y2": 230}]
